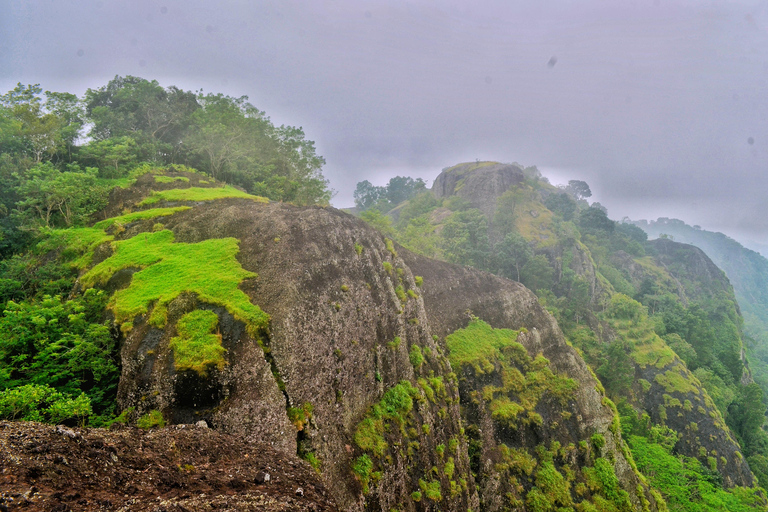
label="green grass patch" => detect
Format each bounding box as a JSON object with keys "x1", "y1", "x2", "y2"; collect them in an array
[
  {"x1": 448, "y1": 319, "x2": 577, "y2": 429},
  {"x1": 354, "y1": 380, "x2": 420, "y2": 458},
  {"x1": 654, "y1": 368, "x2": 700, "y2": 395},
  {"x1": 81, "y1": 229, "x2": 268, "y2": 334},
  {"x1": 139, "y1": 186, "x2": 268, "y2": 206},
  {"x1": 169, "y1": 310, "x2": 225, "y2": 376},
  {"x1": 154, "y1": 175, "x2": 190, "y2": 183},
  {"x1": 136, "y1": 409, "x2": 165, "y2": 429},
  {"x1": 446, "y1": 318, "x2": 521, "y2": 374},
  {"x1": 37, "y1": 227, "x2": 114, "y2": 270},
  {"x1": 93, "y1": 207, "x2": 191, "y2": 229}
]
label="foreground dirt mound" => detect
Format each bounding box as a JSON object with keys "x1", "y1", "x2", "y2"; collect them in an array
[{"x1": 0, "y1": 421, "x2": 337, "y2": 512}]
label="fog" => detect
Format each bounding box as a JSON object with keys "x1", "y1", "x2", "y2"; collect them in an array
[{"x1": 2, "y1": 0, "x2": 766, "y2": 245}]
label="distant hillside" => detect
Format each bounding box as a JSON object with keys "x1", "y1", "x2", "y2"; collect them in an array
[{"x1": 632, "y1": 218, "x2": 768, "y2": 340}]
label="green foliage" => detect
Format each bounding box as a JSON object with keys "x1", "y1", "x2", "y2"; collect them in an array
[
  {"x1": 82, "y1": 229, "x2": 268, "y2": 334},
  {"x1": 0, "y1": 384, "x2": 92, "y2": 425},
  {"x1": 520, "y1": 254, "x2": 555, "y2": 293},
  {"x1": 136, "y1": 409, "x2": 166, "y2": 429},
  {"x1": 409, "y1": 344, "x2": 424, "y2": 369},
  {"x1": 354, "y1": 381, "x2": 420, "y2": 457},
  {"x1": 139, "y1": 185, "x2": 267, "y2": 206},
  {"x1": 287, "y1": 402, "x2": 314, "y2": 431},
  {"x1": 0, "y1": 290, "x2": 118, "y2": 417},
  {"x1": 154, "y1": 175, "x2": 189, "y2": 183},
  {"x1": 629, "y1": 435, "x2": 764, "y2": 512},
  {"x1": 169, "y1": 310, "x2": 225, "y2": 376},
  {"x1": 13, "y1": 163, "x2": 108, "y2": 229},
  {"x1": 352, "y1": 454, "x2": 374, "y2": 493},
  {"x1": 353, "y1": 176, "x2": 426, "y2": 212},
  {"x1": 360, "y1": 209, "x2": 394, "y2": 237},
  {"x1": 441, "y1": 209, "x2": 490, "y2": 268}
]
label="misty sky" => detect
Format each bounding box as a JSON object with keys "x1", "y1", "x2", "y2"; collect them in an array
[{"x1": 2, "y1": 0, "x2": 767, "y2": 246}]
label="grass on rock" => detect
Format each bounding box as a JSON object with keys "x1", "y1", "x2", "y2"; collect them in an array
[
  {"x1": 139, "y1": 186, "x2": 268, "y2": 206},
  {"x1": 82, "y1": 229, "x2": 269, "y2": 334},
  {"x1": 93, "y1": 207, "x2": 191, "y2": 229},
  {"x1": 169, "y1": 310, "x2": 225, "y2": 376}
]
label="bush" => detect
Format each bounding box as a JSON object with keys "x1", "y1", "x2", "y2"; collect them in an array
[{"x1": 0, "y1": 384, "x2": 92, "y2": 425}]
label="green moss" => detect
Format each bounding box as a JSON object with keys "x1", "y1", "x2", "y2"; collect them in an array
[
  {"x1": 94, "y1": 206, "x2": 192, "y2": 229},
  {"x1": 354, "y1": 381, "x2": 420, "y2": 457},
  {"x1": 383, "y1": 261, "x2": 393, "y2": 274},
  {"x1": 654, "y1": 369, "x2": 700, "y2": 395},
  {"x1": 169, "y1": 310, "x2": 225, "y2": 376},
  {"x1": 385, "y1": 238, "x2": 398, "y2": 257},
  {"x1": 395, "y1": 285, "x2": 407, "y2": 302},
  {"x1": 419, "y1": 479, "x2": 442, "y2": 501},
  {"x1": 139, "y1": 185, "x2": 267, "y2": 206},
  {"x1": 287, "y1": 402, "x2": 314, "y2": 431},
  {"x1": 82, "y1": 229, "x2": 268, "y2": 334},
  {"x1": 409, "y1": 344, "x2": 424, "y2": 369},
  {"x1": 352, "y1": 454, "x2": 374, "y2": 494},
  {"x1": 154, "y1": 175, "x2": 190, "y2": 183},
  {"x1": 388, "y1": 337, "x2": 402, "y2": 349},
  {"x1": 355, "y1": 243, "x2": 363, "y2": 255},
  {"x1": 407, "y1": 289, "x2": 418, "y2": 299},
  {"x1": 136, "y1": 409, "x2": 165, "y2": 429},
  {"x1": 445, "y1": 318, "x2": 520, "y2": 374},
  {"x1": 414, "y1": 276, "x2": 423, "y2": 287}
]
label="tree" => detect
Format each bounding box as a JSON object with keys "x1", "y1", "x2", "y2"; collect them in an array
[
  {"x1": 186, "y1": 93, "x2": 269, "y2": 179},
  {"x1": 544, "y1": 192, "x2": 577, "y2": 221},
  {"x1": 494, "y1": 187, "x2": 529, "y2": 234},
  {"x1": 385, "y1": 176, "x2": 426, "y2": 206},
  {"x1": 441, "y1": 209, "x2": 490, "y2": 269},
  {"x1": 13, "y1": 163, "x2": 104, "y2": 228},
  {"x1": 80, "y1": 136, "x2": 139, "y2": 177},
  {"x1": 566, "y1": 179, "x2": 592, "y2": 200},
  {"x1": 578, "y1": 206, "x2": 615, "y2": 234},
  {"x1": 520, "y1": 254, "x2": 555, "y2": 293},
  {"x1": 597, "y1": 338, "x2": 634, "y2": 397},
  {"x1": 354, "y1": 180, "x2": 385, "y2": 211},
  {"x1": 495, "y1": 232, "x2": 532, "y2": 281},
  {"x1": 84, "y1": 75, "x2": 199, "y2": 161}
]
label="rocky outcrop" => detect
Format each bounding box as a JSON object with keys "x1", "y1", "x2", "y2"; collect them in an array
[
  {"x1": 432, "y1": 162, "x2": 525, "y2": 218},
  {"x1": 93, "y1": 169, "x2": 660, "y2": 510},
  {"x1": 404, "y1": 253, "x2": 659, "y2": 511}
]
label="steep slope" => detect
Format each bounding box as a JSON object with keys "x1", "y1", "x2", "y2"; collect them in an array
[{"x1": 403, "y1": 253, "x2": 660, "y2": 511}]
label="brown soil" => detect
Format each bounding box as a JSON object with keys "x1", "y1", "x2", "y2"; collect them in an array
[{"x1": 0, "y1": 421, "x2": 338, "y2": 512}]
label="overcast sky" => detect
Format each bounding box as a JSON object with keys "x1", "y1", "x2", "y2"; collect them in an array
[{"x1": 2, "y1": 0, "x2": 767, "y2": 246}]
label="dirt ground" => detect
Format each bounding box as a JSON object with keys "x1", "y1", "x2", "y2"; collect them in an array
[{"x1": 0, "y1": 421, "x2": 338, "y2": 511}]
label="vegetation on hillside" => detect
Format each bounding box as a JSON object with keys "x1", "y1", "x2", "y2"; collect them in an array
[
  {"x1": 0, "y1": 77, "x2": 330, "y2": 426},
  {"x1": 357, "y1": 162, "x2": 768, "y2": 507}
]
